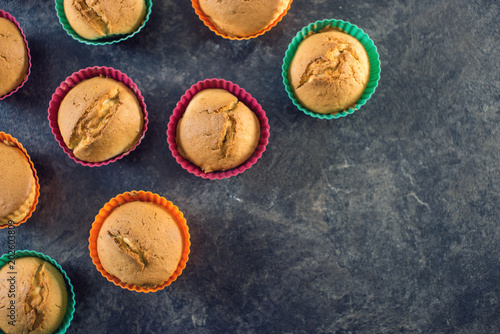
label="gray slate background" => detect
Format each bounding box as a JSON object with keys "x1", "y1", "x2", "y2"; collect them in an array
[{"x1": 1, "y1": 0, "x2": 499, "y2": 333}]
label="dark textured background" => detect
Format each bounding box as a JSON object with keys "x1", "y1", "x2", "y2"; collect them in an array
[{"x1": 1, "y1": 0, "x2": 499, "y2": 333}]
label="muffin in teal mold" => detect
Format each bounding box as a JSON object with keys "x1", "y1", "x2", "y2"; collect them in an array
[
  {"x1": 283, "y1": 19, "x2": 381, "y2": 119},
  {"x1": 56, "y1": 0, "x2": 152, "y2": 45}
]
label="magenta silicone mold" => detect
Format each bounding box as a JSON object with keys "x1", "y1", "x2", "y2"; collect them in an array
[
  {"x1": 47, "y1": 66, "x2": 149, "y2": 167},
  {"x1": 167, "y1": 78, "x2": 270, "y2": 180},
  {"x1": 0, "y1": 10, "x2": 31, "y2": 100}
]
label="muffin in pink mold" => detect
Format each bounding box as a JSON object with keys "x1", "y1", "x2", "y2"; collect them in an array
[
  {"x1": 167, "y1": 79, "x2": 270, "y2": 180},
  {"x1": 48, "y1": 66, "x2": 148, "y2": 167},
  {"x1": 0, "y1": 10, "x2": 31, "y2": 100}
]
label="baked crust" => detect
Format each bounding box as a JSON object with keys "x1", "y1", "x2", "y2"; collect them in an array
[
  {"x1": 57, "y1": 76, "x2": 144, "y2": 163},
  {"x1": 0, "y1": 142, "x2": 35, "y2": 225},
  {"x1": 63, "y1": 0, "x2": 146, "y2": 40},
  {"x1": 0, "y1": 18, "x2": 29, "y2": 97},
  {"x1": 176, "y1": 89, "x2": 261, "y2": 172},
  {"x1": 199, "y1": 0, "x2": 290, "y2": 37},
  {"x1": 289, "y1": 29, "x2": 370, "y2": 114},
  {"x1": 97, "y1": 201, "x2": 184, "y2": 287},
  {"x1": 0, "y1": 257, "x2": 68, "y2": 334}
]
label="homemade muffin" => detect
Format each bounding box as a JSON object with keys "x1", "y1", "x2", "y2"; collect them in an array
[
  {"x1": 63, "y1": 0, "x2": 146, "y2": 40},
  {"x1": 0, "y1": 17, "x2": 29, "y2": 97},
  {"x1": 176, "y1": 89, "x2": 261, "y2": 173},
  {"x1": 97, "y1": 201, "x2": 184, "y2": 287},
  {"x1": 198, "y1": 0, "x2": 291, "y2": 38},
  {"x1": 0, "y1": 257, "x2": 68, "y2": 334},
  {"x1": 288, "y1": 29, "x2": 370, "y2": 114},
  {"x1": 0, "y1": 141, "x2": 36, "y2": 226},
  {"x1": 57, "y1": 76, "x2": 144, "y2": 163}
]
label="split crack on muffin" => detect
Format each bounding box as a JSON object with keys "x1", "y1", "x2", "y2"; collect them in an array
[
  {"x1": 72, "y1": 0, "x2": 111, "y2": 36},
  {"x1": 108, "y1": 230, "x2": 149, "y2": 270},
  {"x1": 68, "y1": 87, "x2": 121, "y2": 152},
  {"x1": 204, "y1": 99, "x2": 239, "y2": 157},
  {"x1": 288, "y1": 29, "x2": 371, "y2": 114},
  {"x1": 176, "y1": 88, "x2": 261, "y2": 173},
  {"x1": 219, "y1": 114, "x2": 236, "y2": 156},
  {"x1": 298, "y1": 41, "x2": 364, "y2": 88},
  {"x1": 0, "y1": 257, "x2": 69, "y2": 334},
  {"x1": 25, "y1": 263, "x2": 49, "y2": 332}
]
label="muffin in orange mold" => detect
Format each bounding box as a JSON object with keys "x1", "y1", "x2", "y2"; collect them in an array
[
  {"x1": 192, "y1": 0, "x2": 293, "y2": 40},
  {"x1": 0, "y1": 132, "x2": 39, "y2": 228},
  {"x1": 89, "y1": 191, "x2": 190, "y2": 293}
]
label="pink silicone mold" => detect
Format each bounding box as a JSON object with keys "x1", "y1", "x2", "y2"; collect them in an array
[
  {"x1": 167, "y1": 78, "x2": 270, "y2": 180},
  {"x1": 48, "y1": 66, "x2": 148, "y2": 167},
  {"x1": 0, "y1": 10, "x2": 31, "y2": 100}
]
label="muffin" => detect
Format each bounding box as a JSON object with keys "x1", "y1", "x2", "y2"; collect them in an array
[
  {"x1": 96, "y1": 200, "x2": 185, "y2": 288},
  {"x1": 0, "y1": 137, "x2": 37, "y2": 227},
  {"x1": 176, "y1": 88, "x2": 261, "y2": 173},
  {"x1": 197, "y1": 0, "x2": 291, "y2": 38},
  {"x1": 63, "y1": 0, "x2": 146, "y2": 40},
  {"x1": 57, "y1": 76, "x2": 144, "y2": 163},
  {"x1": 0, "y1": 257, "x2": 68, "y2": 334},
  {"x1": 288, "y1": 29, "x2": 370, "y2": 114},
  {"x1": 0, "y1": 16, "x2": 29, "y2": 98}
]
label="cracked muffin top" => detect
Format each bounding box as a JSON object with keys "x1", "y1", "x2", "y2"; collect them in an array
[
  {"x1": 63, "y1": 0, "x2": 146, "y2": 40},
  {"x1": 288, "y1": 29, "x2": 370, "y2": 114},
  {"x1": 198, "y1": 0, "x2": 291, "y2": 38},
  {"x1": 0, "y1": 257, "x2": 68, "y2": 334},
  {"x1": 0, "y1": 141, "x2": 36, "y2": 226},
  {"x1": 96, "y1": 201, "x2": 184, "y2": 287},
  {"x1": 176, "y1": 88, "x2": 261, "y2": 173},
  {"x1": 0, "y1": 17, "x2": 29, "y2": 98},
  {"x1": 57, "y1": 76, "x2": 144, "y2": 163}
]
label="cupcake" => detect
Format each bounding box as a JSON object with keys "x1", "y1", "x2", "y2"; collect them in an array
[
  {"x1": 0, "y1": 11, "x2": 30, "y2": 99},
  {"x1": 0, "y1": 132, "x2": 39, "y2": 228},
  {"x1": 289, "y1": 29, "x2": 370, "y2": 114},
  {"x1": 167, "y1": 79, "x2": 270, "y2": 179},
  {"x1": 193, "y1": 0, "x2": 293, "y2": 39},
  {"x1": 0, "y1": 254, "x2": 74, "y2": 334},
  {"x1": 56, "y1": 0, "x2": 152, "y2": 45},
  {"x1": 283, "y1": 19, "x2": 381, "y2": 119},
  {"x1": 48, "y1": 66, "x2": 148, "y2": 167},
  {"x1": 57, "y1": 76, "x2": 144, "y2": 163},
  {"x1": 64, "y1": 0, "x2": 146, "y2": 40},
  {"x1": 89, "y1": 191, "x2": 190, "y2": 292},
  {"x1": 176, "y1": 89, "x2": 261, "y2": 173}
]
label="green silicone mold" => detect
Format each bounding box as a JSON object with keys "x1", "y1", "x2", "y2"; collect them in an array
[
  {"x1": 55, "y1": 0, "x2": 153, "y2": 45},
  {"x1": 282, "y1": 18, "x2": 381, "y2": 119},
  {"x1": 0, "y1": 250, "x2": 76, "y2": 333}
]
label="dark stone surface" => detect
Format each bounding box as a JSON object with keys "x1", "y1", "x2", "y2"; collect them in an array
[{"x1": 1, "y1": 0, "x2": 499, "y2": 333}]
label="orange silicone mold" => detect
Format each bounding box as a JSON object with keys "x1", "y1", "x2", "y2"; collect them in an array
[
  {"x1": 88, "y1": 191, "x2": 190, "y2": 293},
  {"x1": 191, "y1": 0, "x2": 293, "y2": 40},
  {"x1": 0, "y1": 132, "x2": 40, "y2": 228}
]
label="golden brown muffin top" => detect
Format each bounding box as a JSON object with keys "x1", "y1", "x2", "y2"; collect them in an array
[
  {"x1": 176, "y1": 89, "x2": 261, "y2": 172},
  {"x1": 0, "y1": 142, "x2": 34, "y2": 221},
  {"x1": 0, "y1": 17, "x2": 29, "y2": 97},
  {"x1": 199, "y1": 0, "x2": 290, "y2": 37},
  {"x1": 289, "y1": 29, "x2": 370, "y2": 114},
  {"x1": 0, "y1": 257, "x2": 68, "y2": 334},
  {"x1": 63, "y1": 0, "x2": 146, "y2": 40},
  {"x1": 97, "y1": 201, "x2": 184, "y2": 287},
  {"x1": 57, "y1": 76, "x2": 144, "y2": 163}
]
